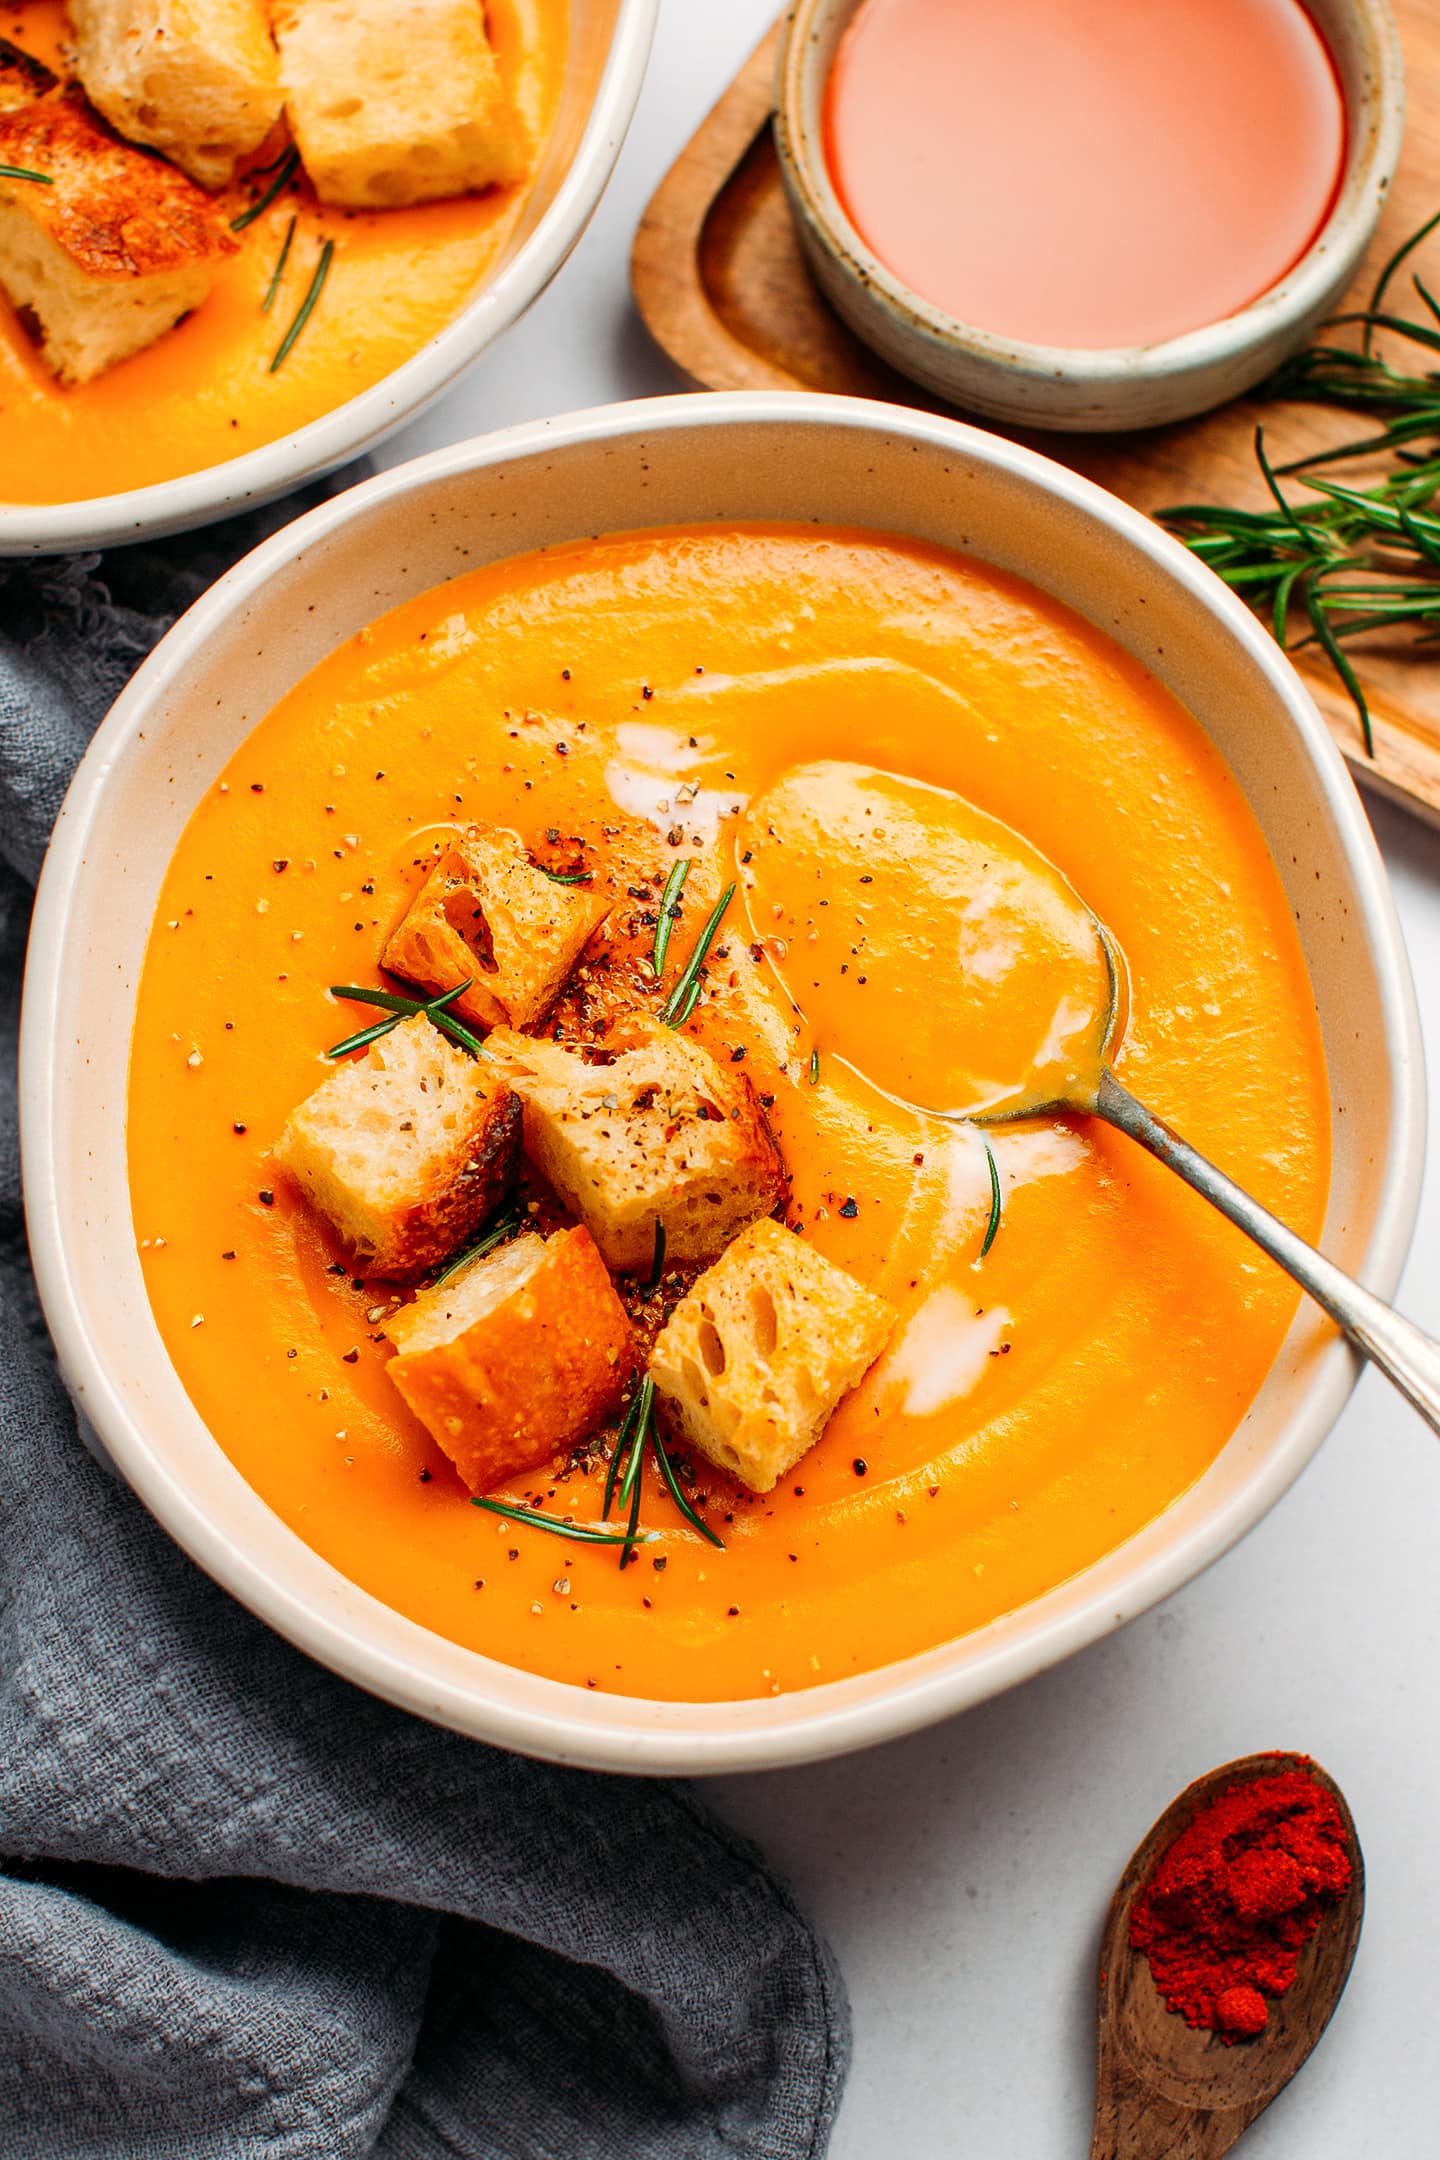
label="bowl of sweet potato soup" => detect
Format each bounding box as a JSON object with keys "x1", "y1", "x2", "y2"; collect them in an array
[
  {"x1": 0, "y1": 0, "x2": 657, "y2": 553},
  {"x1": 22, "y1": 395, "x2": 1422, "y2": 1771}
]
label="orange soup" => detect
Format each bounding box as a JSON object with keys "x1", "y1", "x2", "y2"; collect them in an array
[
  {"x1": 824, "y1": 0, "x2": 1345, "y2": 350},
  {"x1": 128, "y1": 526, "x2": 1330, "y2": 1703},
  {"x1": 0, "y1": 0, "x2": 565, "y2": 504}
]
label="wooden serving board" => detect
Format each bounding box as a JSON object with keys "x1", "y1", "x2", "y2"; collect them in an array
[{"x1": 632, "y1": 11, "x2": 1440, "y2": 828}]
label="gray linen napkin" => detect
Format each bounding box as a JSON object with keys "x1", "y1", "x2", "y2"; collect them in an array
[{"x1": 0, "y1": 501, "x2": 849, "y2": 2160}]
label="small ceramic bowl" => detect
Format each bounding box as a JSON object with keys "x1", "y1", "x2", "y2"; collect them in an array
[
  {"x1": 775, "y1": 0, "x2": 1405, "y2": 431},
  {"x1": 0, "y1": 0, "x2": 657, "y2": 556},
  {"x1": 21, "y1": 393, "x2": 1423, "y2": 1773}
]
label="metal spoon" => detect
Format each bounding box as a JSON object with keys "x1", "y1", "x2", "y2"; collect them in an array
[
  {"x1": 742, "y1": 757, "x2": 1439, "y2": 1435},
  {"x1": 1091, "y1": 1752, "x2": 1364, "y2": 2159},
  {"x1": 989, "y1": 922, "x2": 1440, "y2": 1439}
]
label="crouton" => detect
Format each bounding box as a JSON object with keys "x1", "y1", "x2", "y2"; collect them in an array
[
  {"x1": 383, "y1": 827, "x2": 610, "y2": 1035},
  {"x1": 273, "y1": 0, "x2": 528, "y2": 210},
  {"x1": 275, "y1": 1013, "x2": 520, "y2": 1282},
  {"x1": 0, "y1": 38, "x2": 57, "y2": 115},
  {"x1": 69, "y1": 0, "x2": 283, "y2": 189},
  {"x1": 0, "y1": 86, "x2": 236, "y2": 384},
  {"x1": 649, "y1": 1219, "x2": 896, "y2": 1494},
  {"x1": 386, "y1": 1226, "x2": 633, "y2": 1493},
  {"x1": 485, "y1": 1016, "x2": 787, "y2": 1274}
]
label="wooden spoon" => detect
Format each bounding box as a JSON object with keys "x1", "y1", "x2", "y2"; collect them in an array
[{"x1": 1091, "y1": 1752, "x2": 1364, "y2": 2159}]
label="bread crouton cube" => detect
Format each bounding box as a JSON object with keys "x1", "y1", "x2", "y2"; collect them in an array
[
  {"x1": 0, "y1": 86, "x2": 236, "y2": 384},
  {"x1": 649, "y1": 1219, "x2": 896, "y2": 1494},
  {"x1": 273, "y1": 0, "x2": 528, "y2": 210},
  {"x1": 69, "y1": 0, "x2": 283, "y2": 189},
  {"x1": 275, "y1": 1013, "x2": 520, "y2": 1282},
  {"x1": 386, "y1": 1226, "x2": 633, "y2": 1493},
  {"x1": 485, "y1": 1016, "x2": 787, "y2": 1274},
  {"x1": 383, "y1": 827, "x2": 610, "y2": 1035}
]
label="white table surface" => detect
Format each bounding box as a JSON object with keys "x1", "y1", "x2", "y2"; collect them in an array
[{"x1": 373, "y1": 4, "x2": 1440, "y2": 2149}]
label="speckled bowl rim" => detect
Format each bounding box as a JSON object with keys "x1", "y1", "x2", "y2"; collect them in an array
[
  {"x1": 775, "y1": 0, "x2": 1406, "y2": 395},
  {"x1": 20, "y1": 392, "x2": 1426, "y2": 1774},
  {"x1": 0, "y1": 0, "x2": 658, "y2": 557}
]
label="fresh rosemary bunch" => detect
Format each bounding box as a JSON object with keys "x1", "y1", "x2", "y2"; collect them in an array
[{"x1": 1159, "y1": 210, "x2": 1440, "y2": 758}]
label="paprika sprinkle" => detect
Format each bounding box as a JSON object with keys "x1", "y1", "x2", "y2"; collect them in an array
[{"x1": 1129, "y1": 1763, "x2": 1352, "y2": 2042}]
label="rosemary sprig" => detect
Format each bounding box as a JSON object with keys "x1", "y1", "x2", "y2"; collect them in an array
[
  {"x1": 980, "y1": 1136, "x2": 1002, "y2": 1258},
  {"x1": 431, "y1": 1208, "x2": 520, "y2": 1288},
  {"x1": 646, "y1": 1216, "x2": 666, "y2": 1293},
  {"x1": 231, "y1": 144, "x2": 300, "y2": 232},
  {"x1": 599, "y1": 1374, "x2": 725, "y2": 1558},
  {"x1": 652, "y1": 857, "x2": 691, "y2": 977},
  {"x1": 1158, "y1": 215, "x2": 1440, "y2": 760},
  {"x1": 326, "y1": 979, "x2": 483, "y2": 1059},
  {"x1": 262, "y1": 214, "x2": 297, "y2": 313},
  {"x1": 0, "y1": 164, "x2": 52, "y2": 184},
  {"x1": 270, "y1": 237, "x2": 333, "y2": 372},
  {"x1": 471, "y1": 1496, "x2": 650, "y2": 1547},
  {"x1": 657, "y1": 883, "x2": 734, "y2": 1026}
]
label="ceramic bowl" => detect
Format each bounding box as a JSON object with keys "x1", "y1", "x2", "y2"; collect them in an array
[
  {"x1": 774, "y1": 0, "x2": 1405, "y2": 431},
  {"x1": 21, "y1": 393, "x2": 1423, "y2": 1773},
  {"x1": 0, "y1": 0, "x2": 657, "y2": 557}
]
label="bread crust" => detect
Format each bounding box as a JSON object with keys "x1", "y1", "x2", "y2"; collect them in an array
[
  {"x1": 0, "y1": 86, "x2": 237, "y2": 279},
  {"x1": 0, "y1": 37, "x2": 58, "y2": 114},
  {"x1": 649, "y1": 1218, "x2": 896, "y2": 1494},
  {"x1": 386, "y1": 1226, "x2": 634, "y2": 1493},
  {"x1": 275, "y1": 1013, "x2": 521, "y2": 1282},
  {"x1": 383, "y1": 826, "x2": 611, "y2": 1035},
  {"x1": 486, "y1": 1016, "x2": 787, "y2": 1273}
]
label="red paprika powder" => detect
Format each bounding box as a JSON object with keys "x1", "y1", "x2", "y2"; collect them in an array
[{"x1": 1129, "y1": 1763, "x2": 1351, "y2": 2041}]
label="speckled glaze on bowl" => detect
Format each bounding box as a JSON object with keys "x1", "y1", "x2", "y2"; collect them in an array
[
  {"x1": 775, "y1": 0, "x2": 1405, "y2": 431},
  {"x1": 0, "y1": 0, "x2": 657, "y2": 556},
  {"x1": 21, "y1": 393, "x2": 1423, "y2": 1773}
]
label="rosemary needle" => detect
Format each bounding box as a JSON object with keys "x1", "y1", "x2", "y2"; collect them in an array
[
  {"x1": 652, "y1": 857, "x2": 691, "y2": 978},
  {"x1": 658, "y1": 883, "x2": 734, "y2": 1026},
  {"x1": 538, "y1": 865, "x2": 593, "y2": 885},
  {"x1": 980, "y1": 1137, "x2": 1002, "y2": 1258},
  {"x1": 0, "y1": 164, "x2": 52, "y2": 184},
  {"x1": 471, "y1": 1497, "x2": 649, "y2": 1547},
  {"x1": 261, "y1": 214, "x2": 297, "y2": 313},
  {"x1": 270, "y1": 237, "x2": 333, "y2": 373},
  {"x1": 231, "y1": 144, "x2": 299, "y2": 232},
  {"x1": 651, "y1": 1423, "x2": 725, "y2": 1549},
  {"x1": 431, "y1": 1209, "x2": 520, "y2": 1288},
  {"x1": 646, "y1": 1216, "x2": 666, "y2": 1293},
  {"x1": 808, "y1": 1047, "x2": 820, "y2": 1086}
]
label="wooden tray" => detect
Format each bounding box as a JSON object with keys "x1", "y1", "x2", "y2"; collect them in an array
[{"x1": 633, "y1": 12, "x2": 1440, "y2": 828}]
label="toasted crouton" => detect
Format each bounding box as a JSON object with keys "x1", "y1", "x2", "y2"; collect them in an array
[
  {"x1": 273, "y1": 0, "x2": 528, "y2": 210},
  {"x1": 275, "y1": 1013, "x2": 520, "y2": 1282},
  {"x1": 0, "y1": 38, "x2": 57, "y2": 114},
  {"x1": 649, "y1": 1219, "x2": 896, "y2": 1494},
  {"x1": 383, "y1": 827, "x2": 611, "y2": 1035},
  {"x1": 485, "y1": 1017, "x2": 787, "y2": 1274},
  {"x1": 69, "y1": 0, "x2": 283, "y2": 189},
  {"x1": 0, "y1": 85, "x2": 236, "y2": 383},
  {"x1": 386, "y1": 1226, "x2": 633, "y2": 1493}
]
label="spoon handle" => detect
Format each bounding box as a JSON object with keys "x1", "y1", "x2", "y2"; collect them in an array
[{"x1": 1095, "y1": 1070, "x2": 1440, "y2": 1439}]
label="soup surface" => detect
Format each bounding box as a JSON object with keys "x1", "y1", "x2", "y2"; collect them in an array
[
  {"x1": 129, "y1": 526, "x2": 1330, "y2": 1703},
  {"x1": 824, "y1": 0, "x2": 1345, "y2": 349},
  {"x1": 0, "y1": 0, "x2": 565, "y2": 504}
]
